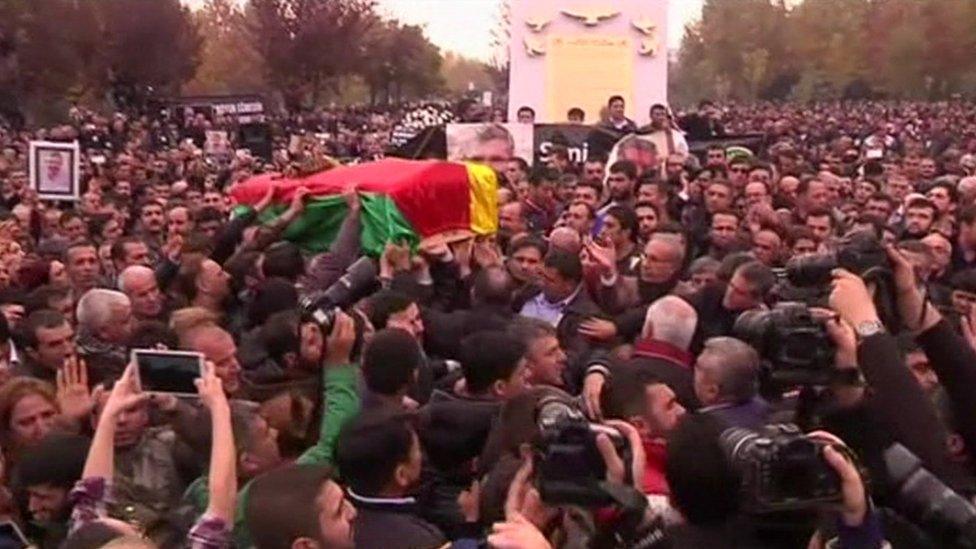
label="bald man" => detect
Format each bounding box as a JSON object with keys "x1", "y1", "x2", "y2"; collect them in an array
[
  {"x1": 118, "y1": 265, "x2": 164, "y2": 321},
  {"x1": 184, "y1": 325, "x2": 242, "y2": 396},
  {"x1": 548, "y1": 226, "x2": 582, "y2": 255}
]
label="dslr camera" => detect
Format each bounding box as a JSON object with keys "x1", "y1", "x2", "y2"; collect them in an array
[
  {"x1": 786, "y1": 229, "x2": 900, "y2": 330},
  {"x1": 299, "y1": 256, "x2": 378, "y2": 333},
  {"x1": 734, "y1": 302, "x2": 836, "y2": 386},
  {"x1": 720, "y1": 424, "x2": 844, "y2": 514},
  {"x1": 534, "y1": 396, "x2": 632, "y2": 507}
]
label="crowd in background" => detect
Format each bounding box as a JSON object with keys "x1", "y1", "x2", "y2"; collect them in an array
[{"x1": 0, "y1": 95, "x2": 974, "y2": 548}]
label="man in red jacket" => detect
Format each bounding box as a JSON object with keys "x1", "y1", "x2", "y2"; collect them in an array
[{"x1": 601, "y1": 364, "x2": 686, "y2": 496}]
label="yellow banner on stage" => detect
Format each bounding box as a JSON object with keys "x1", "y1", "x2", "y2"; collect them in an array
[{"x1": 545, "y1": 34, "x2": 634, "y2": 123}]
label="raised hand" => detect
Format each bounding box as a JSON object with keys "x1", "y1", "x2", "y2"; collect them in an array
[
  {"x1": 195, "y1": 361, "x2": 229, "y2": 413},
  {"x1": 254, "y1": 184, "x2": 276, "y2": 212},
  {"x1": 57, "y1": 356, "x2": 100, "y2": 422},
  {"x1": 324, "y1": 310, "x2": 356, "y2": 366},
  {"x1": 101, "y1": 363, "x2": 148, "y2": 421}
]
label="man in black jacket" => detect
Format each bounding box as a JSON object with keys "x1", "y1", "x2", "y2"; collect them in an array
[
  {"x1": 418, "y1": 331, "x2": 528, "y2": 535},
  {"x1": 336, "y1": 412, "x2": 445, "y2": 549}
]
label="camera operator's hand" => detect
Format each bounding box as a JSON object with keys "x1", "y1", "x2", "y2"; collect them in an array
[
  {"x1": 488, "y1": 514, "x2": 552, "y2": 549},
  {"x1": 886, "y1": 244, "x2": 941, "y2": 333},
  {"x1": 808, "y1": 431, "x2": 868, "y2": 527},
  {"x1": 829, "y1": 269, "x2": 881, "y2": 329},
  {"x1": 812, "y1": 308, "x2": 858, "y2": 370},
  {"x1": 324, "y1": 310, "x2": 356, "y2": 366},
  {"x1": 597, "y1": 420, "x2": 646, "y2": 490},
  {"x1": 581, "y1": 372, "x2": 606, "y2": 421}
]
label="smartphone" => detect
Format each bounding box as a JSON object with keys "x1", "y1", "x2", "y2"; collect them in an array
[
  {"x1": 131, "y1": 349, "x2": 204, "y2": 395},
  {"x1": 0, "y1": 521, "x2": 29, "y2": 549}
]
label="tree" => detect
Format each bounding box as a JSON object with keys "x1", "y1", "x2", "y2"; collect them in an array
[
  {"x1": 95, "y1": 0, "x2": 203, "y2": 106},
  {"x1": 185, "y1": 0, "x2": 267, "y2": 95},
  {"x1": 248, "y1": 0, "x2": 378, "y2": 108},
  {"x1": 360, "y1": 20, "x2": 443, "y2": 104}
]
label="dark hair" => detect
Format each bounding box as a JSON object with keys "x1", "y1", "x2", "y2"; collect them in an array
[
  {"x1": 602, "y1": 365, "x2": 662, "y2": 420},
  {"x1": 460, "y1": 331, "x2": 526, "y2": 394},
  {"x1": 605, "y1": 205, "x2": 637, "y2": 241},
  {"x1": 259, "y1": 311, "x2": 300, "y2": 362},
  {"x1": 63, "y1": 240, "x2": 96, "y2": 264},
  {"x1": 196, "y1": 206, "x2": 224, "y2": 225},
  {"x1": 528, "y1": 166, "x2": 559, "y2": 186},
  {"x1": 607, "y1": 95, "x2": 625, "y2": 106},
  {"x1": 109, "y1": 236, "x2": 144, "y2": 263},
  {"x1": 17, "y1": 433, "x2": 89, "y2": 489},
  {"x1": 262, "y1": 242, "x2": 305, "y2": 280},
  {"x1": 952, "y1": 269, "x2": 976, "y2": 293},
  {"x1": 666, "y1": 414, "x2": 740, "y2": 525},
  {"x1": 567, "y1": 107, "x2": 585, "y2": 119},
  {"x1": 247, "y1": 464, "x2": 334, "y2": 549},
  {"x1": 472, "y1": 266, "x2": 513, "y2": 308},
  {"x1": 362, "y1": 329, "x2": 421, "y2": 396},
  {"x1": 17, "y1": 309, "x2": 67, "y2": 350},
  {"x1": 805, "y1": 207, "x2": 835, "y2": 226},
  {"x1": 173, "y1": 253, "x2": 207, "y2": 304},
  {"x1": 929, "y1": 181, "x2": 959, "y2": 204},
  {"x1": 368, "y1": 290, "x2": 416, "y2": 330},
  {"x1": 575, "y1": 180, "x2": 602, "y2": 198},
  {"x1": 543, "y1": 250, "x2": 583, "y2": 284},
  {"x1": 336, "y1": 411, "x2": 416, "y2": 496},
  {"x1": 516, "y1": 106, "x2": 535, "y2": 118},
  {"x1": 130, "y1": 320, "x2": 179, "y2": 351},
  {"x1": 734, "y1": 260, "x2": 776, "y2": 298},
  {"x1": 507, "y1": 235, "x2": 547, "y2": 258},
  {"x1": 608, "y1": 160, "x2": 638, "y2": 180},
  {"x1": 906, "y1": 197, "x2": 937, "y2": 214},
  {"x1": 247, "y1": 277, "x2": 299, "y2": 329}
]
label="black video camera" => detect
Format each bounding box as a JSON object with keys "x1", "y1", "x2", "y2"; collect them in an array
[
  {"x1": 299, "y1": 256, "x2": 378, "y2": 332},
  {"x1": 720, "y1": 424, "x2": 844, "y2": 514},
  {"x1": 785, "y1": 229, "x2": 900, "y2": 330},
  {"x1": 734, "y1": 302, "x2": 836, "y2": 386},
  {"x1": 534, "y1": 396, "x2": 632, "y2": 507}
]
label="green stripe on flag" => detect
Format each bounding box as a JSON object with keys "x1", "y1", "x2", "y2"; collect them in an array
[{"x1": 237, "y1": 193, "x2": 420, "y2": 257}]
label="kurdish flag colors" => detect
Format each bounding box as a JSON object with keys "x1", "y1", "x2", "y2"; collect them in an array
[{"x1": 229, "y1": 159, "x2": 499, "y2": 256}]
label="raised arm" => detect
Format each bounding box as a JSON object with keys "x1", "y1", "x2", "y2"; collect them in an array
[{"x1": 196, "y1": 362, "x2": 236, "y2": 523}]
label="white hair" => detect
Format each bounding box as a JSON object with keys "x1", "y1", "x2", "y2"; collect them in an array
[
  {"x1": 641, "y1": 296, "x2": 697, "y2": 350},
  {"x1": 118, "y1": 265, "x2": 156, "y2": 294},
  {"x1": 76, "y1": 289, "x2": 130, "y2": 331}
]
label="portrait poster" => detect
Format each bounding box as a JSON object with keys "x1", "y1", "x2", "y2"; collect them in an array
[
  {"x1": 204, "y1": 130, "x2": 230, "y2": 157},
  {"x1": 446, "y1": 123, "x2": 535, "y2": 167},
  {"x1": 29, "y1": 140, "x2": 80, "y2": 201}
]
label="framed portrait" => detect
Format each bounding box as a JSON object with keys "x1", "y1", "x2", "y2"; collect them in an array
[{"x1": 29, "y1": 141, "x2": 80, "y2": 201}]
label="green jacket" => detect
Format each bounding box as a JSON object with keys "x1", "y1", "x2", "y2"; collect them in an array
[{"x1": 181, "y1": 364, "x2": 362, "y2": 548}]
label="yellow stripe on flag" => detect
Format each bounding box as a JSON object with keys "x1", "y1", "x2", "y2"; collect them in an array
[{"x1": 464, "y1": 162, "x2": 499, "y2": 235}]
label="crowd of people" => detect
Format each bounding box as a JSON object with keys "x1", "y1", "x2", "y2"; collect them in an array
[{"x1": 0, "y1": 94, "x2": 974, "y2": 549}]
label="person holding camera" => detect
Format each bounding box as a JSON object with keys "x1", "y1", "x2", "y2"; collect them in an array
[{"x1": 665, "y1": 413, "x2": 883, "y2": 549}]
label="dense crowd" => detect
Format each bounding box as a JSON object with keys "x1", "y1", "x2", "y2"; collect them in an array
[{"x1": 0, "y1": 95, "x2": 975, "y2": 549}]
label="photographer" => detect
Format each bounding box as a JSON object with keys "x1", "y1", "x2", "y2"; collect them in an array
[
  {"x1": 664, "y1": 414, "x2": 883, "y2": 549},
  {"x1": 888, "y1": 243, "x2": 976, "y2": 476},
  {"x1": 826, "y1": 267, "x2": 962, "y2": 488}
]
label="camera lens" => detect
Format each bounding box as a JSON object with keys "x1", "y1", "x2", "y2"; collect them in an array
[{"x1": 785, "y1": 253, "x2": 839, "y2": 287}]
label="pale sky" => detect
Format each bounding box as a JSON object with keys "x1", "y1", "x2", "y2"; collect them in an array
[
  {"x1": 184, "y1": 0, "x2": 704, "y2": 61},
  {"x1": 378, "y1": 0, "x2": 704, "y2": 61}
]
